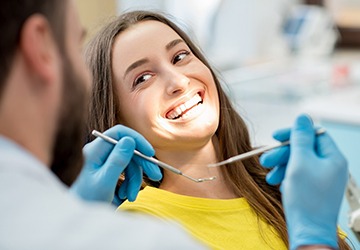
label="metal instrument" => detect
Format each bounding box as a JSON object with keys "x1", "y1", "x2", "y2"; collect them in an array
[
  {"x1": 207, "y1": 128, "x2": 326, "y2": 168},
  {"x1": 92, "y1": 130, "x2": 216, "y2": 183},
  {"x1": 346, "y1": 174, "x2": 360, "y2": 241}
]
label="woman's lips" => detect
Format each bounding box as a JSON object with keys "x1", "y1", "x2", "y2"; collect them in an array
[{"x1": 166, "y1": 93, "x2": 203, "y2": 120}]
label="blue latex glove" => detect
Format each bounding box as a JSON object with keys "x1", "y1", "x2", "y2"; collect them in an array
[
  {"x1": 261, "y1": 126, "x2": 291, "y2": 186},
  {"x1": 260, "y1": 114, "x2": 348, "y2": 249},
  {"x1": 71, "y1": 125, "x2": 162, "y2": 206}
]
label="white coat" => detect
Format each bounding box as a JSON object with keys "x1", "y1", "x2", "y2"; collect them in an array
[{"x1": 0, "y1": 136, "x2": 205, "y2": 250}]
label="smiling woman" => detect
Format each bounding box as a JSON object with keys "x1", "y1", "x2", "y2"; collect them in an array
[
  {"x1": 84, "y1": 11, "x2": 350, "y2": 250},
  {"x1": 109, "y1": 19, "x2": 220, "y2": 155}
]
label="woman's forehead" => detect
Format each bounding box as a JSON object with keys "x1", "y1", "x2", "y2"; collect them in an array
[
  {"x1": 111, "y1": 20, "x2": 185, "y2": 73},
  {"x1": 115, "y1": 20, "x2": 182, "y2": 47}
]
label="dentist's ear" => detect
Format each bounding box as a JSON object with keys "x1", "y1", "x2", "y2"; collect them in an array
[{"x1": 20, "y1": 14, "x2": 60, "y2": 86}]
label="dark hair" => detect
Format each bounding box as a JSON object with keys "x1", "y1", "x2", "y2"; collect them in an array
[
  {"x1": 0, "y1": 0, "x2": 66, "y2": 99},
  {"x1": 85, "y1": 10, "x2": 350, "y2": 249}
]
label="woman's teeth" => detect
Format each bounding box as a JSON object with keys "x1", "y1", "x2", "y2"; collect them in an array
[{"x1": 166, "y1": 94, "x2": 202, "y2": 119}]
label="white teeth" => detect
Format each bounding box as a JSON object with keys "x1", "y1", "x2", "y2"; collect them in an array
[
  {"x1": 180, "y1": 104, "x2": 186, "y2": 112},
  {"x1": 166, "y1": 93, "x2": 202, "y2": 119},
  {"x1": 185, "y1": 94, "x2": 201, "y2": 110}
]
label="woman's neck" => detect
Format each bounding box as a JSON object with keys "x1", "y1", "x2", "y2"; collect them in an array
[{"x1": 155, "y1": 137, "x2": 238, "y2": 199}]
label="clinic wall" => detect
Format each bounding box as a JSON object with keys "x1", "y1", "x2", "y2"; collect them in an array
[{"x1": 74, "y1": 0, "x2": 117, "y2": 42}]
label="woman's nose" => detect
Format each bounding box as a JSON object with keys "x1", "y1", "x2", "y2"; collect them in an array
[{"x1": 165, "y1": 69, "x2": 190, "y2": 95}]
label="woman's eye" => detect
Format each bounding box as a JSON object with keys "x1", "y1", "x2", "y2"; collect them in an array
[
  {"x1": 172, "y1": 51, "x2": 190, "y2": 64},
  {"x1": 134, "y1": 73, "x2": 153, "y2": 87}
]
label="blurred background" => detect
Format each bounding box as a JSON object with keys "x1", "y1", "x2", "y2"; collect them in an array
[{"x1": 75, "y1": 0, "x2": 360, "y2": 247}]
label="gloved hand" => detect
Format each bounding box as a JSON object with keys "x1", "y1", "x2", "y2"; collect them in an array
[
  {"x1": 260, "y1": 126, "x2": 291, "y2": 186},
  {"x1": 260, "y1": 114, "x2": 348, "y2": 250},
  {"x1": 71, "y1": 125, "x2": 162, "y2": 206}
]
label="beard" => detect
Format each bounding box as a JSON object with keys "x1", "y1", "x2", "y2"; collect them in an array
[{"x1": 50, "y1": 55, "x2": 88, "y2": 186}]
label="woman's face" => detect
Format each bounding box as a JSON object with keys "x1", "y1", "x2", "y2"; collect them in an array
[{"x1": 111, "y1": 20, "x2": 219, "y2": 151}]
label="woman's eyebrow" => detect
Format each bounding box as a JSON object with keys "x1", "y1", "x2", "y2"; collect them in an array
[
  {"x1": 166, "y1": 39, "x2": 184, "y2": 51},
  {"x1": 123, "y1": 39, "x2": 184, "y2": 80},
  {"x1": 124, "y1": 58, "x2": 149, "y2": 80}
]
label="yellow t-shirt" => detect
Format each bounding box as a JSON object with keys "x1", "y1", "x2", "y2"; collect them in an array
[{"x1": 118, "y1": 187, "x2": 287, "y2": 250}]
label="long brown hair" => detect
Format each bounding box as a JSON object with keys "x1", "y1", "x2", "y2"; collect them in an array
[{"x1": 84, "y1": 10, "x2": 350, "y2": 249}]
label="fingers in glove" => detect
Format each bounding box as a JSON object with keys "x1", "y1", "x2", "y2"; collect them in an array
[
  {"x1": 118, "y1": 177, "x2": 128, "y2": 200},
  {"x1": 124, "y1": 162, "x2": 143, "y2": 202},
  {"x1": 266, "y1": 165, "x2": 286, "y2": 186},
  {"x1": 118, "y1": 160, "x2": 143, "y2": 201},
  {"x1": 112, "y1": 194, "x2": 125, "y2": 207},
  {"x1": 291, "y1": 114, "x2": 316, "y2": 152},
  {"x1": 133, "y1": 155, "x2": 162, "y2": 181},
  {"x1": 83, "y1": 138, "x2": 115, "y2": 166},
  {"x1": 84, "y1": 125, "x2": 156, "y2": 165},
  {"x1": 316, "y1": 132, "x2": 340, "y2": 158},
  {"x1": 260, "y1": 146, "x2": 290, "y2": 168},
  {"x1": 272, "y1": 128, "x2": 291, "y2": 142},
  {"x1": 104, "y1": 125, "x2": 155, "y2": 156},
  {"x1": 101, "y1": 137, "x2": 136, "y2": 185}
]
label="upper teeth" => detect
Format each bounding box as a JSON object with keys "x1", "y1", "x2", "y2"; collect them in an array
[{"x1": 167, "y1": 94, "x2": 202, "y2": 119}]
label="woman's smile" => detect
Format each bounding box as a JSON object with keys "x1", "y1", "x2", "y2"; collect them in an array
[{"x1": 165, "y1": 91, "x2": 204, "y2": 121}]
